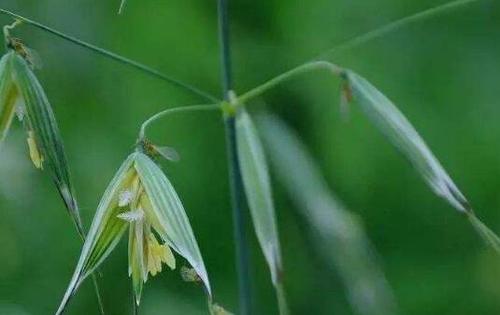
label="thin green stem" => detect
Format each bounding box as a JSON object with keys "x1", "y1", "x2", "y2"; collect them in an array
[
  {"x1": 217, "y1": 0, "x2": 253, "y2": 314},
  {"x1": 68, "y1": 216, "x2": 106, "y2": 315},
  {"x1": 91, "y1": 277, "x2": 105, "y2": 315},
  {"x1": 0, "y1": 8, "x2": 220, "y2": 102},
  {"x1": 236, "y1": 0, "x2": 480, "y2": 107},
  {"x1": 224, "y1": 117, "x2": 253, "y2": 315},
  {"x1": 237, "y1": 61, "x2": 343, "y2": 105},
  {"x1": 139, "y1": 104, "x2": 221, "y2": 139},
  {"x1": 315, "y1": 0, "x2": 480, "y2": 60},
  {"x1": 217, "y1": 0, "x2": 233, "y2": 98}
]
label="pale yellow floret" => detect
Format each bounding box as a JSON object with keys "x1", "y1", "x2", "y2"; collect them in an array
[
  {"x1": 147, "y1": 233, "x2": 175, "y2": 277},
  {"x1": 117, "y1": 174, "x2": 176, "y2": 282},
  {"x1": 27, "y1": 130, "x2": 43, "y2": 169}
]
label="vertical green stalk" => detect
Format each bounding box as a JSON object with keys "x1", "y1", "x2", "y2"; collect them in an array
[{"x1": 217, "y1": 0, "x2": 253, "y2": 314}]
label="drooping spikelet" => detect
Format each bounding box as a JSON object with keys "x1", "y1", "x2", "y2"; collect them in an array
[{"x1": 56, "y1": 150, "x2": 211, "y2": 314}]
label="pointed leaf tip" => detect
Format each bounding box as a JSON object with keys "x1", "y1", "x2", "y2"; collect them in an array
[
  {"x1": 346, "y1": 70, "x2": 469, "y2": 213},
  {"x1": 468, "y1": 213, "x2": 500, "y2": 253},
  {"x1": 10, "y1": 52, "x2": 83, "y2": 222}
]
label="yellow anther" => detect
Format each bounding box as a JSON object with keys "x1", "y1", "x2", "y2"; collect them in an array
[{"x1": 27, "y1": 131, "x2": 43, "y2": 169}]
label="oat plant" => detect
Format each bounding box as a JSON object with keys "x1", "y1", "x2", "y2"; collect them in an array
[{"x1": 0, "y1": 0, "x2": 497, "y2": 314}]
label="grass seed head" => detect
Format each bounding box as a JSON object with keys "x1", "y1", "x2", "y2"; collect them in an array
[
  {"x1": 57, "y1": 151, "x2": 212, "y2": 313},
  {"x1": 0, "y1": 40, "x2": 84, "y2": 233}
]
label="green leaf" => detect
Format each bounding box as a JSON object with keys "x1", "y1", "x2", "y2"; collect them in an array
[
  {"x1": 10, "y1": 52, "x2": 84, "y2": 234},
  {"x1": 235, "y1": 108, "x2": 282, "y2": 285},
  {"x1": 134, "y1": 152, "x2": 211, "y2": 296},
  {"x1": 346, "y1": 71, "x2": 468, "y2": 212},
  {"x1": 258, "y1": 114, "x2": 398, "y2": 315},
  {"x1": 56, "y1": 154, "x2": 136, "y2": 315},
  {"x1": 0, "y1": 52, "x2": 18, "y2": 145}
]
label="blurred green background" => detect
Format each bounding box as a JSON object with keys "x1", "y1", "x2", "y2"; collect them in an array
[{"x1": 1, "y1": 0, "x2": 500, "y2": 314}]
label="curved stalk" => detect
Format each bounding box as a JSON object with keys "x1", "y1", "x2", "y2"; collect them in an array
[
  {"x1": 237, "y1": 61, "x2": 343, "y2": 105},
  {"x1": 139, "y1": 104, "x2": 221, "y2": 139},
  {"x1": 236, "y1": 0, "x2": 480, "y2": 107},
  {"x1": 313, "y1": 0, "x2": 480, "y2": 59},
  {"x1": 315, "y1": 0, "x2": 480, "y2": 59},
  {"x1": 0, "y1": 8, "x2": 220, "y2": 102}
]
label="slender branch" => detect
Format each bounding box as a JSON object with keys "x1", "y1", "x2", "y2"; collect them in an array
[
  {"x1": 237, "y1": 0, "x2": 478, "y2": 105},
  {"x1": 92, "y1": 278, "x2": 105, "y2": 315},
  {"x1": 217, "y1": 0, "x2": 233, "y2": 98},
  {"x1": 217, "y1": 0, "x2": 253, "y2": 314},
  {"x1": 237, "y1": 61, "x2": 343, "y2": 105},
  {"x1": 0, "y1": 8, "x2": 220, "y2": 102},
  {"x1": 236, "y1": 0, "x2": 480, "y2": 107},
  {"x1": 223, "y1": 119, "x2": 253, "y2": 315},
  {"x1": 315, "y1": 0, "x2": 480, "y2": 59},
  {"x1": 139, "y1": 104, "x2": 221, "y2": 139}
]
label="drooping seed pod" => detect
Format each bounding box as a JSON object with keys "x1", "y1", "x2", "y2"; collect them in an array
[
  {"x1": 344, "y1": 70, "x2": 500, "y2": 251},
  {"x1": 0, "y1": 38, "x2": 84, "y2": 235},
  {"x1": 56, "y1": 150, "x2": 211, "y2": 314}
]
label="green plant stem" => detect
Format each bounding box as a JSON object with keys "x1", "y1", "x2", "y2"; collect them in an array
[
  {"x1": 217, "y1": 0, "x2": 233, "y2": 98},
  {"x1": 217, "y1": 0, "x2": 253, "y2": 314},
  {"x1": 139, "y1": 104, "x2": 221, "y2": 139},
  {"x1": 224, "y1": 117, "x2": 253, "y2": 315},
  {"x1": 0, "y1": 8, "x2": 219, "y2": 102},
  {"x1": 316, "y1": 0, "x2": 480, "y2": 60},
  {"x1": 92, "y1": 278, "x2": 105, "y2": 314},
  {"x1": 236, "y1": 0, "x2": 480, "y2": 107},
  {"x1": 237, "y1": 61, "x2": 343, "y2": 105}
]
